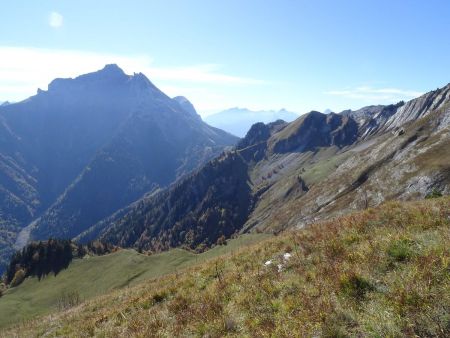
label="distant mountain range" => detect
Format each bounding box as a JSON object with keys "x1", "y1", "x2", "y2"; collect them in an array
[
  {"x1": 87, "y1": 83, "x2": 450, "y2": 252},
  {"x1": 0, "y1": 65, "x2": 237, "y2": 272},
  {"x1": 204, "y1": 107, "x2": 299, "y2": 137}
]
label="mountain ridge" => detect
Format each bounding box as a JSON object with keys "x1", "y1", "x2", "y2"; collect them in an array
[{"x1": 89, "y1": 82, "x2": 450, "y2": 252}]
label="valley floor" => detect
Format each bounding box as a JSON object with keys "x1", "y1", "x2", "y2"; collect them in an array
[{"x1": 1, "y1": 197, "x2": 449, "y2": 337}]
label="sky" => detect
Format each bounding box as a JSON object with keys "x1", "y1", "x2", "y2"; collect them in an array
[{"x1": 1, "y1": 0, "x2": 450, "y2": 116}]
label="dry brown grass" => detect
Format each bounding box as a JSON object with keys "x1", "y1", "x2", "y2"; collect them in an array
[{"x1": 2, "y1": 197, "x2": 449, "y2": 337}]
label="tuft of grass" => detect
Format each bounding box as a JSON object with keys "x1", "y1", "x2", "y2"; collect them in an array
[
  {"x1": 387, "y1": 238, "x2": 415, "y2": 262},
  {"x1": 151, "y1": 291, "x2": 168, "y2": 304},
  {"x1": 57, "y1": 290, "x2": 81, "y2": 311}
]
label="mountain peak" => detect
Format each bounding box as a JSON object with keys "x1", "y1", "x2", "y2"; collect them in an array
[
  {"x1": 90, "y1": 64, "x2": 128, "y2": 81},
  {"x1": 101, "y1": 63, "x2": 125, "y2": 75},
  {"x1": 173, "y1": 96, "x2": 200, "y2": 118},
  {"x1": 45, "y1": 64, "x2": 129, "y2": 93},
  {"x1": 173, "y1": 96, "x2": 190, "y2": 104}
]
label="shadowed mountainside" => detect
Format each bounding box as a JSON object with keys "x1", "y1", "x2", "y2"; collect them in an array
[{"x1": 0, "y1": 65, "x2": 237, "y2": 272}]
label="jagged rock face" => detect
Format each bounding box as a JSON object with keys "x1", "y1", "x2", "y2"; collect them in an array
[
  {"x1": 270, "y1": 111, "x2": 359, "y2": 153},
  {"x1": 438, "y1": 104, "x2": 450, "y2": 130},
  {"x1": 358, "y1": 102, "x2": 405, "y2": 137},
  {"x1": 340, "y1": 105, "x2": 385, "y2": 126},
  {"x1": 387, "y1": 84, "x2": 450, "y2": 128},
  {"x1": 346, "y1": 83, "x2": 450, "y2": 138}
]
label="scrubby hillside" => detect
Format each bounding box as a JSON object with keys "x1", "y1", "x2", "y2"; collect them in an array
[{"x1": 3, "y1": 197, "x2": 448, "y2": 337}]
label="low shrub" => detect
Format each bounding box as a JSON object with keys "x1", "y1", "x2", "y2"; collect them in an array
[
  {"x1": 387, "y1": 239, "x2": 414, "y2": 262},
  {"x1": 425, "y1": 188, "x2": 442, "y2": 199},
  {"x1": 10, "y1": 269, "x2": 26, "y2": 287},
  {"x1": 340, "y1": 273, "x2": 374, "y2": 300}
]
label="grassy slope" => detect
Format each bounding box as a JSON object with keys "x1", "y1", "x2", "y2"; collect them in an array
[
  {"x1": 3, "y1": 197, "x2": 449, "y2": 337},
  {"x1": 245, "y1": 146, "x2": 353, "y2": 232},
  {"x1": 0, "y1": 233, "x2": 269, "y2": 328}
]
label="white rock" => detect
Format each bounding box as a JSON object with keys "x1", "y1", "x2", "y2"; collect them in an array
[{"x1": 283, "y1": 253, "x2": 292, "y2": 260}]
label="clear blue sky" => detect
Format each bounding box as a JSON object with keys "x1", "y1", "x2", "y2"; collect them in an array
[{"x1": 1, "y1": 0, "x2": 450, "y2": 115}]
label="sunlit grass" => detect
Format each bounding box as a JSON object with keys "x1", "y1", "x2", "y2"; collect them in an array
[{"x1": 2, "y1": 197, "x2": 449, "y2": 337}]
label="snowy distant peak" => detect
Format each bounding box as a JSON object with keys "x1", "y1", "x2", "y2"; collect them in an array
[
  {"x1": 204, "y1": 107, "x2": 299, "y2": 137},
  {"x1": 221, "y1": 107, "x2": 295, "y2": 115}
]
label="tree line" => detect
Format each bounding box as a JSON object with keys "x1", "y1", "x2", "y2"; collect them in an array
[{"x1": 3, "y1": 239, "x2": 116, "y2": 288}]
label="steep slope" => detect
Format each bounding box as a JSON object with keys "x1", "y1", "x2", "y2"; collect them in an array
[
  {"x1": 205, "y1": 107, "x2": 299, "y2": 137},
  {"x1": 84, "y1": 111, "x2": 360, "y2": 248},
  {"x1": 343, "y1": 83, "x2": 450, "y2": 137},
  {"x1": 248, "y1": 103, "x2": 450, "y2": 232},
  {"x1": 86, "y1": 150, "x2": 254, "y2": 251},
  {"x1": 0, "y1": 65, "x2": 237, "y2": 271},
  {"x1": 243, "y1": 85, "x2": 450, "y2": 232},
  {"x1": 3, "y1": 198, "x2": 448, "y2": 336},
  {"x1": 0, "y1": 64, "x2": 142, "y2": 270},
  {"x1": 29, "y1": 68, "x2": 237, "y2": 240},
  {"x1": 0, "y1": 65, "x2": 142, "y2": 206},
  {"x1": 90, "y1": 83, "x2": 450, "y2": 251},
  {"x1": 0, "y1": 234, "x2": 268, "y2": 329}
]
